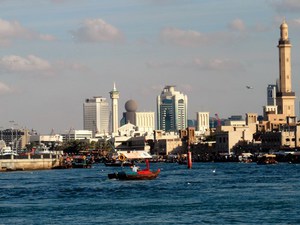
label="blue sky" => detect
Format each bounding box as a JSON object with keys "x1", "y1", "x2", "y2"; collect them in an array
[{"x1": 0, "y1": 0, "x2": 300, "y2": 134}]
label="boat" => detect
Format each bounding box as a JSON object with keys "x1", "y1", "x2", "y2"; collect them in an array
[
  {"x1": 108, "y1": 159, "x2": 160, "y2": 180},
  {"x1": 0, "y1": 146, "x2": 18, "y2": 156},
  {"x1": 34, "y1": 143, "x2": 51, "y2": 154},
  {"x1": 257, "y1": 154, "x2": 278, "y2": 165},
  {"x1": 72, "y1": 155, "x2": 92, "y2": 168}
]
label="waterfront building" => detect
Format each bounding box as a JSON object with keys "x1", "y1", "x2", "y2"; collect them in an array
[
  {"x1": 111, "y1": 122, "x2": 152, "y2": 152},
  {"x1": 83, "y1": 96, "x2": 110, "y2": 137},
  {"x1": 62, "y1": 129, "x2": 93, "y2": 142},
  {"x1": 215, "y1": 113, "x2": 258, "y2": 154},
  {"x1": 157, "y1": 85, "x2": 188, "y2": 132},
  {"x1": 276, "y1": 19, "x2": 295, "y2": 117},
  {"x1": 109, "y1": 83, "x2": 120, "y2": 135},
  {"x1": 0, "y1": 128, "x2": 30, "y2": 150},
  {"x1": 260, "y1": 20, "x2": 297, "y2": 132},
  {"x1": 196, "y1": 112, "x2": 209, "y2": 134},
  {"x1": 30, "y1": 134, "x2": 63, "y2": 145},
  {"x1": 153, "y1": 130, "x2": 183, "y2": 155},
  {"x1": 121, "y1": 99, "x2": 155, "y2": 134}
]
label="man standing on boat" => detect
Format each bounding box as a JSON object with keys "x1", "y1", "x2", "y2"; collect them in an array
[{"x1": 131, "y1": 164, "x2": 139, "y2": 172}]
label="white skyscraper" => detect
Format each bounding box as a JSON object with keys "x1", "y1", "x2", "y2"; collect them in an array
[
  {"x1": 83, "y1": 96, "x2": 109, "y2": 136},
  {"x1": 197, "y1": 112, "x2": 209, "y2": 134},
  {"x1": 157, "y1": 85, "x2": 188, "y2": 132}
]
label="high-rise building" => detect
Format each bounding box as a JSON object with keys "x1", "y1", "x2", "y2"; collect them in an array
[
  {"x1": 83, "y1": 96, "x2": 109, "y2": 136},
  {"x1": 276, "y1": 19, "x2": 295, "y2": 116},
  {"x1": 109, "y1": 83, "x2": 120, "y2": 135},
  {"x1": 196, "y1": 112, "x2": 209, "y2": 134},
  {"x1": 267, "y1": 84, "x2": 277, "y2": 106},
  {"x1": 157, "y1": 85, "x2": 188, "y2": 132},
  {"x1": 135, "y1": 112, "x2": 155, "y2": 133}
]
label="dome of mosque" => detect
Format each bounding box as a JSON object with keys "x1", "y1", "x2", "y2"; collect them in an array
[{"x1": 125, "y1": 99, "x2": 138, "y2": 112}]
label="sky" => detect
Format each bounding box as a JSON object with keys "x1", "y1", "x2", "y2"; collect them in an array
[{"x1": 0, "y1": 0, "x2": 300, "y2": 134}]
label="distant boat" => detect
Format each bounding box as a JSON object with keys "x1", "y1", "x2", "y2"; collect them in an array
[
  {"x1": 257, "y1": 154, "x2": 278, "y2": 165},
  {"x1": 34, "y1": 144, "x2": 51, "y2": 154},
  {"x1": 0, "y1": 146, "x2": 18, "y2": 156},
  {"x1": 72, "y1": 155, "x2": 92, "y2": 168}
]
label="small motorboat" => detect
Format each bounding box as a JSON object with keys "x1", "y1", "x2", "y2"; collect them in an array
[
  {"x1": 108, "y1": 159, "x2": 160, "y2": 180},
  {"x1": 257, "y1": 154, "x2": 278, "y2": 165},
  {"x1": 108, "y1": 169, "x2": 160, "y2": 180}
]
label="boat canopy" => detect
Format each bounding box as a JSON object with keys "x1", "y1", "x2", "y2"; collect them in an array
[
  {"x1": 241, "y1": 153, "x2": 253, "y2": 157},
  {"x1": 117, "y1": 150, "x2": 152, "y2": 159},
  {"x1": 263, "y1": 154, "x2": 276, "y2": 157}
]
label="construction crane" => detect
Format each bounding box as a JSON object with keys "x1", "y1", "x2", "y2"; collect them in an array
[{"x1": 215, "y1": 113, "x2": 221, "y2": 127}]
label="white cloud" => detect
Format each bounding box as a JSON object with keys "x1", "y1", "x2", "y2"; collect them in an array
[
  {"x1": 0, "y1": 18, "x2": 56, "y2": 46},
  {"x1": 270, "y1": 0, "x2": 300, "y2": 12},
  {"x1": 71, "y1": 18, "x2": 123, "y2": 43},
  {"x1": 0, "y1": 55, "x2": 88, "y2": 75},
  {"x1": 160, "y1": 19, "x2": 270, "y2": 47},
  {"x1": 228, "y1": 19, "x2": 246, "y2": 32},
  {"x1": 0, "y1": 55, "x2": 51, "y2": 73},
  {"x1": 0, "y1": 82, "x2": 13, "y2": 94},
  {"x1": 160, "y1": 27, "x2": 209, "y2": 46}
]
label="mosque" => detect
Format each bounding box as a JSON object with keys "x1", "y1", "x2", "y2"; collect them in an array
[{"x1": 214, "y1": 19, "x2": 300, "y2": 154}]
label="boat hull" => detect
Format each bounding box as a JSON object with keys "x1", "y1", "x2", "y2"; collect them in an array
[{"x1": 108, "y1": 169, "x2": 160, "y2": 180}]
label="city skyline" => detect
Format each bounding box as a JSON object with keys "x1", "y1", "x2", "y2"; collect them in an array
[{"x1": 0, "y1": 0, "x2": 300, "y2": 134}]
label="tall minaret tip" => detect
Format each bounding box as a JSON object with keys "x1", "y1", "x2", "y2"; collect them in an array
[{"x1": 113, "y1": 82, "x2": 117, "y2": 91}]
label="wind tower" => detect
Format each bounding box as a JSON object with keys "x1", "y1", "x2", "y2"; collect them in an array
[
  {"x1": 276, "y1": 19, "x2": 295, "y2": 116},
  {"x1": 109, "y1": 83, "x2": 120, "y2": 135}
]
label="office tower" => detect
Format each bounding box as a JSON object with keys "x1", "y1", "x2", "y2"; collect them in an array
[
  {"x1": 135, "y1": 112, "x2": 155, "y2": 133},
  {"x1": 109, "y1": 83, "x2": 120, "y2": 135},
  {"x1": 157, "y1": 85, "x2": 188, "y2": 132},
  {"x1": 196, "y1": 112, "x2": 209, "y2": 133},
  {"x1": 276, "y1": 19, "x2": 295, "y2": 116},
  {"x1": 267, "y1": 84, "x2": 277, "y2": 106},
  {"x1": 83, "y1": 96, "x2": 109, "y2": 136}
]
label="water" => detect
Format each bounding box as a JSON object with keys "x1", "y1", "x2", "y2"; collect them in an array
[{"x1": 0, "y1": 163, "x2": 299, "y2": 225}]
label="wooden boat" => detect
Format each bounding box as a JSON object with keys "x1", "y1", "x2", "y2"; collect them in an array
[
  {"x1": 257, "y1": 154, "x2": 278, "y2": 165},
  {"x1": 108, "y1": 159, "x2": 160, "y2": 180},
  {"x1": 72, "y1": 155, "x2": 92, "y2": 168},
  {"x1": 108, "y1": 169, "x2": 160, "y2": 180}
]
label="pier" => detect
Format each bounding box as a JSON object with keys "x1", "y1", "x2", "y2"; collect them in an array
[{"x1": 0, "y1": 152, "x2": 63, "y2": 171}]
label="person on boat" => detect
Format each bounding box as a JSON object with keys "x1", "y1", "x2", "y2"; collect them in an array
[{"x1": 131, "y1": 164, "x2": 139, "y2": 172}]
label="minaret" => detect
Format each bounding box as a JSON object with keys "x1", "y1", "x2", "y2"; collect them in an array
[
  {"x1": 276, "y1": 19, "x2": 295, "y2": 116},
  {"x1": 109, "y1": 83, "x2": 120, "y2": 135}
]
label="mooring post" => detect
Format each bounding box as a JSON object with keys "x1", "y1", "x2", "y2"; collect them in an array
[{"x1": 187, "y1": 145, "x2": 192, "y2": 169}]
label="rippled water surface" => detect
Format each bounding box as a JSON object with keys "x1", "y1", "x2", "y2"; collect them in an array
[{"x1": 0, "y1": 163, "x2": 299, "y2": 224}]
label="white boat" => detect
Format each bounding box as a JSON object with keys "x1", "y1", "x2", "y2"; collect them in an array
[
  {"x1": 0, "y1": 146, "x2": 18, "y2": 156},
  {"x1": 34, "y1": 143, "x2": 51, "y2": 154}
]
